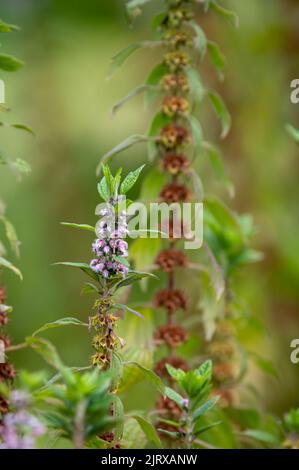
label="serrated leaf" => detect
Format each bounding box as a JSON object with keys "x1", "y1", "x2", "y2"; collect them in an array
[
  {"x1": 0, "y1": 256, "x2": 22, "y2": 279},
  {"x1": 208, "y1": 90, "x2": 231, "y2": 138},
  {"x1": 132, "y1": 415, "x2": 162, "y2": 448},
  {"x1": 120, "y1": 165, "x2": 145, "y2": 194},
  {"x1": 208, "y1": 41, "x2": 225, "y2": 80},
  {"x1": 32, "y1": 317, "x2": 88, "y2": 337},
  {"x1": 0, "y1": 53, "x2": 24, "y2": 71},
  {"x1": 97, "y1": 176, "x2": 110, "y2": 201},
  {"x1": 210, "y1": 1, "x2": 239, "y2": 28}
]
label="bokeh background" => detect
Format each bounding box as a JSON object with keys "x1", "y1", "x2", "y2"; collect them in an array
[{"x1": 1, "y1": 0, "x2": 299, "y2": 420}]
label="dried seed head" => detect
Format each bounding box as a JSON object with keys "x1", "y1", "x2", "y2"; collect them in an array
[
  {"x1": 161, "y1": 153, "x2": 190, "y2": 175},
  {"x1": 154, "y1": 324, "x2": 188, "y2": 348},
  {"x1": 156, "y1": 249, "x2": 188, "y2": 272},
  {"x1": 159, "y1": 124, "x2": 190, "y2": 149},
  {"x1": 160, "y1": 183, "x2": 192, "y2": 203},
  {"x1": 154, "y1": 289, "x2": 187, "y2": 314}
]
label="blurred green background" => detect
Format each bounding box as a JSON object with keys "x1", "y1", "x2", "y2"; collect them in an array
[{"x1": 1, "y1": 0, "x2": 299, "y2": 418}]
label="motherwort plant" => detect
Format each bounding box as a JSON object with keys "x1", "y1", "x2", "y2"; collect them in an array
[
  {"x1": 99, "y1": 0, "x2": 266, "y2": 447},
  {"x1": 56, "y1": 164, "x2": 158, "y2": 447}
]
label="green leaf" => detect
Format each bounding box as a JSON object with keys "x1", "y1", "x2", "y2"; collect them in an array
[
  {"x1": 186, "y1": 67, "x2": 205, "y2": 105},
  {"x1": 113, "y1": 270, "x2": 157, "y2": 291},
  {"x1": 113, "y1": 395, "x2": 124, "y2": 440},
  {"x1": 97, "y1": 134, "x2": 148, "y2": 174},
  {"x1": 111, "y1": 85, "x2": 149, "y2": 116},
  {"x1": 54, "y1": 262, "x2": 100, "y2": 283},
  {"x1": 242, "y1": 429, "x2": 278, "y2": 445},
  {"x1": 144, "y1": 63, "x2": 168, "y2": 108},
  {"x1": 194, "y1": 421, "x2": 222, "y2": 436},
  {"x1": 132, "y1": 415, "x2": 162, "y2": 448},
  {"x1": 203, "y1": 141, "x2": 234, "y2": 197},
  {"x1": 164, "y1": 387, "x2": 186, "y2": 409},
  {"x1": 0, "y1": 215, "x2": 20, "y2": 257},
  {"x1": 210, "y1": 1, "x2": 239, "y2": 28},
  {"x1": 123, "y1": 361, "x2": 164, "y2": 393},
  {"x1": 114, "y1": 303, "x2": 144, "y2": 319},
  {"x1": 0, "y1": 18, "x2": 19, "y2": 32},
  {"x1": 208, "y1": 41, "x2": 225, "y2": 80},
  {"x1": 102, "y1": 164, "x2": 114, "y2": 194},
  {"x1": 10, "y1": 124, "x2": 35, "y2": 135},
  {"x1": 26, "y1": 336, "x2": 63, "y2": 369},
  {"x1": 97, "y1": 176, "x2": 110, "y2": 201},
  {"x1": 0, "y1": 53, "x2": 24, "y2": 71},
  {"x1": 208, "y1": 90, "x2": 231, "y2": 138},
  {"x1": 120, "y1": 165, "x2": 145, "y2": 194},
  {"x1": 187, "y1": 114, "x2": 203, "y2": 158},
  {"x1": 190, "y1": 21, "x2": 207, "y2": 60},
  {"x1": 0, "y1": 256, "x2": 22, "y2": 279},
  {"x1": 6, "y1": 158, "x2": 31, "y2": 176},
  {"x1": 32, "y1": 317, "x2": 88, "y2": 337},
  {"x1": 192, "y1": 396, "x2": 219, "y2": 421},
  {"x1": 157, "y1": 429, "x2": 181, "y2": 440},
  {"x1": 286, "y1": 123, "x2": 299, "y2": 144},
  {"x1": 61, "y1": 222, "x2": 95, "y2": 233},
  {"x1": 165, "y1": 364, "x2": 186, "y2": 382},
  {"x1": 109, "y1": 41, "x2": 161, "y2": 77}
]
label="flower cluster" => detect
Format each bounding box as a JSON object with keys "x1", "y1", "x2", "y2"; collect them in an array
[
  {"x1": 90, "y1": 201, "x2": 129, "y2": 279},
  {"x1": 0, "y1": 391, "x2": 44, "y2": 449}
]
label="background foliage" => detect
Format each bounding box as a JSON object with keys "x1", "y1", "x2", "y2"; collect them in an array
[{"x1": 1, "y1": 0, "x2": 299, "y2": 422}]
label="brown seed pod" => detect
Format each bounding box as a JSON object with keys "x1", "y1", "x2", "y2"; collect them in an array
[
  {"x1": 154, "y1": 324, "x2": 187, "y2": 348},
  {"x1": 154, "y1": 289, "x2": 187, "y2": 315},
  {"x1": 156, "y1": 249, "x2": 188, "y2": 272}
]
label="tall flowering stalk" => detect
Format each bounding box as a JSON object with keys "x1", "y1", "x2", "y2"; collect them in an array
[
  {"x1": 101, "y1": 0, "x2": 265, "y2": 445},
  {"x1": 58, "y1": 164, "x2": 155, "y2": 448}
]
